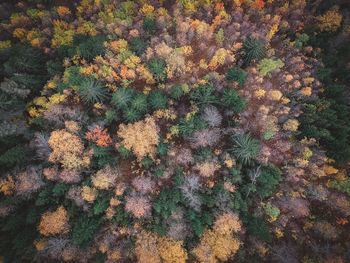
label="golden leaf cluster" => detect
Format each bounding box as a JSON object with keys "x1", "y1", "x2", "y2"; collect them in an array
[
  {"x1": 117, "y1": 117, "x2": 159, "y2": 160},
  {"x1": 135, "y1": 231, "x2": 188, "y2": 263},
  {"x1": 0, "y1": 176, "x2": 15, "y2": 196},
  {"x1": 48, "y1": 129, "x2": 90, "y2": 170},
  {"x1": 317, "y1": 10, "x2": 342, "y2": 32},
  {"x1": 38, "y1": 206, "x2": 69, "y2": 236},
  {"x1": 193, "y1": 212, "x2": 241, "y2": 263}
]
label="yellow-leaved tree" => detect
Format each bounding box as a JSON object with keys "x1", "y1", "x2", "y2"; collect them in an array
[
  {"x1": 135, "y1": 231, "x2": 188, "y2": 263},
  {"x1": 193, "y1": 212, "x2": 242, "y2": 263},
  {"x1": 117, "y1": 117, "x2": 159, "y2": 160},
  {"x1": 38, "y1": 206, "x2": 69, "y2": 236}
]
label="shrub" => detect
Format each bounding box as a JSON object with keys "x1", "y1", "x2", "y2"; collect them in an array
[
  {"x1": 78, "y1": 78, "x2": 108, "y2": 105},
  {"x1": 226, "y1": 68, "x2": 247, "y2": 86},
  {"x1": 149, "y1": 91, "x2": 167, "y2": 109},
  {"x1": 243, "y1": 36, "x2": 266, "y2": 63},
  {"x1": 231, "y1": 134, "x2": 260, "y2": 165}
]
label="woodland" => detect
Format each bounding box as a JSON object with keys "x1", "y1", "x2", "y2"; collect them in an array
[{"x1": 0, "y1": 0, "x2": 349, "y2": 262}]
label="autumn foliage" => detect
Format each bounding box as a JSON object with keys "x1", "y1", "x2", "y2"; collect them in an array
[
  {"x1": 38, "y1": 206, "x2": 69, "y2": 236},
  {"x1": 0, "y1": 0, "x2": 349, "y2": 262}
]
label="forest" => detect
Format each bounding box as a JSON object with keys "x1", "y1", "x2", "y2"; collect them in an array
[{"x1": 0, "y1": 0, "x2": 349, "y2": 262}]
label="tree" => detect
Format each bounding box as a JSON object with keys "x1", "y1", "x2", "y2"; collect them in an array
[
  {"x1": 231, "y1": 134, "x2": 260, "y2": 165},
  {"x1": 226, "y1": 68, "x2": 247, "y2": 86},
  {"x1": 78, "y1": 77, "x2": 108, "y2": 105},
  {"x1": 135, "y1": 231, "x2": 188, "y2": 263},
  {"x1": 117, "y1": 117, "x2": 159, "y2": 160},
  {"x1": 257, "y1": 58, "x2": 284, "y2": 77},
  {"x1": 317, "y1": 10, "x2": 342, "y2": 32},
  {"x1": 192, "y1": 212, "x2": 241, "y2": 263},
  {"x1": 38, "y1": 206, "x2": 69, "y2": 236},
  {"x1": 147, "y1": 57, "x2": 166, "y2": 81},
  {"x1": 243, "y1": 37, "x2": 266, "y2": 63}
]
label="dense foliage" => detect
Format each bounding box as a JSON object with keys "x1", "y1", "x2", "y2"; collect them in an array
[{"x1": 0, "y1": 0, "x2": 349, "y2": 262}]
